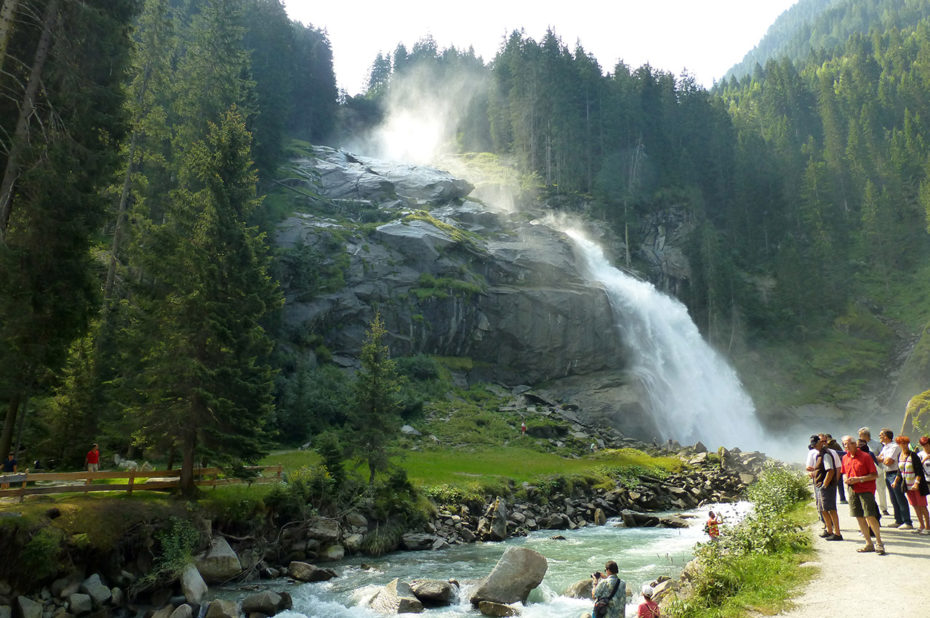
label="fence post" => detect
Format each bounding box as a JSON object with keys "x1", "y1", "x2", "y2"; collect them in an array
[
  {"x1": 127, "y1": 468, "x2": 135, "y2": 496},
  {"x1": 18, "y1": 468, "x2": 28, "y2": 503}
]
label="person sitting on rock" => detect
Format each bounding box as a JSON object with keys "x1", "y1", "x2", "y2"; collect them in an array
[{"x1": 591, "y1": 560, "x2": 625, "y2": 618}]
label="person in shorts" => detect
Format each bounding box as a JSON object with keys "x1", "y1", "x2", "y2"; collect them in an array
[{"x1": 841, "y1": 435, "x2": 885, "y2": 555}]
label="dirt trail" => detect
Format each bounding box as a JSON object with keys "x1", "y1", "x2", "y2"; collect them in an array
[{"x1": 777, "y1": 500, "x2": 930, "y2": 617}]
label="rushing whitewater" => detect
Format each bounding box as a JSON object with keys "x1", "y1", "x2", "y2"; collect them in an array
[{"x1": 563, "y1": 228, "x2": 766, "y2": 452}]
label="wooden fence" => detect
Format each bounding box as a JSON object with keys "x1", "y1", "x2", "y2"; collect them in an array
[{"x1": 0, "y1": 465, "x2": 283, "y2": 502}]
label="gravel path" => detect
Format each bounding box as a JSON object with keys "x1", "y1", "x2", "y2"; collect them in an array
[{"x1": 778, "y1": 499, "x2": 930, "y2": 616}]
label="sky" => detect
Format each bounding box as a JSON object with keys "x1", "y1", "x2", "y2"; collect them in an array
[{"x1": 283, "y1": 0, "x2": 800, "y2": 96}]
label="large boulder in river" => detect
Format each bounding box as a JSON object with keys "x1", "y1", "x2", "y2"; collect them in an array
[
  {"x1": 563, "y1": 579, "x2": 594, "y2": 599},
  {"x1": 180, "y1": 564, "x2": 207, "y2": 605},
  {"x1": 470, "y1": 547, "x2": 547, "y2": 606},
  {"x1": 241, "y1": 590, "x2": 292, "y2": 615},
  {"x1": 195, "y1": 538, "x2": 242, "y2": 583},
  {"x1": 477, "y1": 601, "x2": 521, "y2": 616},
  {"x1": 408, "y1": 579, "x2": 456, "y2": 607},
  {"x1": 368, "y1": 578, "x2": 424, "y2": 614}
]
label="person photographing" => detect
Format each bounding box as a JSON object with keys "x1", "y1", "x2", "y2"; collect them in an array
[{"x1": 591, "y1": 560, "x2": 625, "y2": 618}]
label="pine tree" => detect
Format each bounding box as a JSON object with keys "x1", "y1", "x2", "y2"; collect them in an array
[
  {"x1": 132, "y1": 108, "x2": 280, "y2": 495},
  {"x1": 352, "y1": 313, "x2": 402, "y2": 485}
]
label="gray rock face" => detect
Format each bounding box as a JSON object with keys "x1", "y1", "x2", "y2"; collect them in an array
[
  {"x1": 277, "y1": 148, "x2": 624, "y2": 388},
  {"x1": 368, "y1": 578, "x2": 424, "y2": 614},
  {"x1": 195, "y1": 538, "x2": 242, "y2": 584},
  {"x1": 470, "y1": 547, "x2": 547, "y2": 606},
  {"x1": 179, "y1": 565, "x2": 207, "y2": 605}
]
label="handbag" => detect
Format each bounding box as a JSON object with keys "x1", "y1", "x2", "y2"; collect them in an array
[{"x1": 593, "y1": 577, "x2": 620, "y2": 618}]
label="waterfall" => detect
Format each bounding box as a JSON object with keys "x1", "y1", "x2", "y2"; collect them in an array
[{"x1": 563, "y1": 227, "x2": 766, "y2": 452}]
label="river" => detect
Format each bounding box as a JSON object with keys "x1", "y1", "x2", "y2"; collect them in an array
[{"x1": 227, "y1": 502, "x2": 750, "y2": 618}]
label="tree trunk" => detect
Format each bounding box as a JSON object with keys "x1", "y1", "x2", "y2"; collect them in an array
[
  {"x1": 180, "y1": 430, "x2": 196, "y2": 497},
  {"x1": 0, "y1": 0, "x2": 58, "y2": 239},
  {"x1": 0, "y1": 394, "x2": 20, "y2": 457},
  {"x1": 0, "y1": 0, "x2": 19, "y2": 71},
  {"x1": 104, "y1": 130, "x2": 138, "y2": 300}
]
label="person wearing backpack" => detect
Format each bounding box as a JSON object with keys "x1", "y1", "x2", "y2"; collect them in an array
[{"x1": 591, "y1": 560, "x2": 625, "y2": 618}]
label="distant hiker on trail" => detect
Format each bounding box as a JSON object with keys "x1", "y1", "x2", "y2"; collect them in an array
[
  {"x1": 521, "y1": 421, "x2": 526, "y2": 435},
  {"x1": 878, "y1": 428, "x2": 913, "y2": 529},
  {"x1": 705, "y1": 511, "x2": 721, "y2": 541},
  {"x1": 858, "y1": 426, "x2": 889, "y2": 515},
  {"x1": 841, "y1": 435, "x2": 885, "y2": 555},
  {"x1": 85, "y1": 443, "x2": 100, "y2": 473},
  {"x1": 591, "y1": 560, "x2": 625, "y2": 618}
]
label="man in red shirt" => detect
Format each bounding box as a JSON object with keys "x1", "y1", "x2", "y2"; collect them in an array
[
  {"x1": 85, "y1": 443, "x2": 100, "y2": 473},
  {"x1": 841, "y1": 435, "x2": 885, "y2": 555}
]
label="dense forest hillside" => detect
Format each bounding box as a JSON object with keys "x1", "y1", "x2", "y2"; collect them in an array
[
  {"x1": 724, "y1": 0, "x2": 930, "y2": 83},
  {"x1": 3, "y1": 0, "x2": 930, "y2": 483}
]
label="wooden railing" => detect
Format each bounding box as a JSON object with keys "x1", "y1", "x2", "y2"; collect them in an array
[{"x1": 0, "y1": 465, "x2": 283, "y2": 502}]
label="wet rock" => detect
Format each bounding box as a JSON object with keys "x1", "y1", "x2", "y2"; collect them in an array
[
  {"x1": 477, "y1": 601, "x2": 521, "y2": 616},
  {"x1": 287, "y1": 562, "x2": 336, "y2": 583},
  {"x1": 621, "y1": 510, "x2": 659, "y2": 527},
  {"x1": 470, "y1": 547, "x2": 547, "y2": 606},
  {"x1": 400, "y1": 534, "x2": 436, "y2": 551},
  {"x1": 241, "y1": 591, "x2": 292, "y2": 616},
  {"x1": 368, "y1": 579, "x2": 424, "y2": 614},
  {"x1": 563, "y1": 579, "x2": 593, "y2": 599},
  {"x1": 304, "y1": 519, "x2": 340, "y2": 544},
  {"x1": 408, "y1": 580, "x2": 455, "y2": 607}
]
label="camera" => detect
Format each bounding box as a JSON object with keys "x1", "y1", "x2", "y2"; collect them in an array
[{"x1": 592, "y1": 571, "x2": 602, "y2": 579}]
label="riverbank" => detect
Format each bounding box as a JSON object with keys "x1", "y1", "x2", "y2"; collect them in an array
[{"x1": 0, "y1": 445, "x2": 770, "y2": 617}]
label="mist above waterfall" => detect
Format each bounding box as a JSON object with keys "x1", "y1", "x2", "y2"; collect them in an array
[
  {"x1": 561, "y1": 226, "x2": 768, "y2": 453},
  {"x1": 347, "y1": 64, "x2": 487, "y2": 166}
]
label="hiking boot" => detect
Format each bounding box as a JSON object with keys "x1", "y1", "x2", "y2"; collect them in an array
[{"x1": 819, "y1": 530, "x2": 832, "y2": 538}]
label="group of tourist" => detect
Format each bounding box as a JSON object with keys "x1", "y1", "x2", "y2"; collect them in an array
[
  {"x1": 807, "y1": 426, "x2": 930, "y2": 555},
  {"x1": 590, "y1": 561, "x2": 659, "y2": 618}
]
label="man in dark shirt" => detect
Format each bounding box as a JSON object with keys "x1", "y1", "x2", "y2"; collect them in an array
[{"x1": 1, "y1": 453, "x2": 17, "y2": 489}]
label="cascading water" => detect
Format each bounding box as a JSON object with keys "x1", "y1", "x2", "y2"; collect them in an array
[{"x1": 562, "y1": 227, "x2": 767, "y2": 452}]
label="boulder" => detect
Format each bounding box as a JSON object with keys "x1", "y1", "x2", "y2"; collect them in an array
[
  {"x1": 400, "y1": 533, "x2": 436, "y2": 551},
  {"x1": 620, "y1": 510, "x2": 659, "y2": 528},
  {"x1": 180, "y1": 565, "x2": 207, "y2": 605},
  {"x1": 470, "y1": 547, "x2": 547, "y2": 606},
  {"x1": 241, "y1": 591, "x2": 292, "y2": 616},
  {"x1": 652, "y1": 579, "x2": 676, "y2": 602},
  {"x1": 151, "y1": 605, "x2": 175, "y2": 618},
  {"x1": 345, "y1": 512, "x2": 368, "y2": 528},
  {"x1": 593, "y1": 508, "x2": 607, "y2": 526},
  {"x1": 408, "y1": 580, "x2": 455, "y2": 607},
  {"x1": 79, "y1": 575, "x2": 111, "y2": 607},
  {"x1": 0, "y1": 605, "x2": 10, "y2": 618},
  {"x1": 169, "y1": 605, "x2": 193, "y2": 618},
  {"x1": 287, "y1": 561, "x2": 337, "y2": 583},
  {"x1": 477, "y1": 601, "x2": 521, "y2": 616},
  {"x1": 195, "y1": 538, "x2": 242, "y2": 583},
  {"x1": 204, "y1": 599, "x2": 239, "y2": 618},
  {"x1": 110, "y1": 587, "x2": 124, "y2": 607},
  {"x1": 68, "y1": 594, "x2": 92, "y2": 615},
  {"x1": 319, "y1": 544, "x2": 344, "y2": 561},
  {"x1": 304, "y1": 519, "x2": 340, "y2": 544},
  {"x1": 368, "y1": 579, "x2": 424, "y2": 614},
  {"x1": 563, "y1": 579, "x2": 593, "y2": 599}
]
